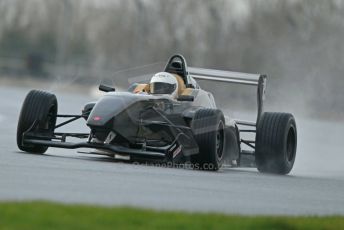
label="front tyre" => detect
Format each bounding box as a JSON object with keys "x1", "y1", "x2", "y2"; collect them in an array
[
  {"x1": 191, "y1": 109, "x2": 225, "y2": 171},
  {"x1": 17, "y1": 90, "x2": 58, "y2": 154},
  {"x1": 255, "y1": 112, "x2": 297, "y2": 175}
]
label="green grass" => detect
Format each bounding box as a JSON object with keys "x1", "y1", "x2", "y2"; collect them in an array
[{"x1": 0, "y1": 201, "x2": 343, "y2": 230}]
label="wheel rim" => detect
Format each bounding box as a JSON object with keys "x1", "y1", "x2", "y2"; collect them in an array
[
  {"x1": 45, "y1": 105, "x2": 57, "y2": 132},
  {"x1": 286, "y1": 127, "x2": 296, "y2": 162},
  {"x1": 216, "y1": 120, "x2": 225, "y2": 159}
]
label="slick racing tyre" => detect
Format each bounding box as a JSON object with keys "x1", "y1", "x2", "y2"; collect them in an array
[
  {"x1": 191, "y1": 109, "x2": 225, "y2": 171},
  {"x1": 255, "y1": 112, "x2": 297, "y2": 175},
  {"x1": 17, "y1": 90, "x2": 58, "y2": 154}
]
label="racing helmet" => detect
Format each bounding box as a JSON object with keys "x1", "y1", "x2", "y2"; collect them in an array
[{"x1": 150, "y1": 72, "x2": 178, "y2": 98}]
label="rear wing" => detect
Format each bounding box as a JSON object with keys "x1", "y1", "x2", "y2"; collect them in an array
[{"x1": 188, "y1": 67, "x2": 267, "y2": 126}]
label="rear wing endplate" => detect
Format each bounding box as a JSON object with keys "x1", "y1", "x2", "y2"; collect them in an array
[{"x1": 188, "y1": 67, "x2": 267, "y2": 125}]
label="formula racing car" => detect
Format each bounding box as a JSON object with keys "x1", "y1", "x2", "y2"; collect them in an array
[{"x1": 17, "y1": 54, "x2": 297, "y2": 174}]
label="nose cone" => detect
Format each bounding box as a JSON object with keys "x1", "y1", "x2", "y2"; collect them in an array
[{"x1": 87, "y1": 92, "x2": 142, "y2": 127}]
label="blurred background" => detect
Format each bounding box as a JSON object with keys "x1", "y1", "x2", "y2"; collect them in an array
[{"x1": 0, "y1": 0, "x2": 343, "y2": 120}]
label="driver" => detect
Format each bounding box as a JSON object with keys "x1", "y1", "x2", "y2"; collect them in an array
[{"x1": 150, "y1": 72, "x2": 178, "y2": 98}]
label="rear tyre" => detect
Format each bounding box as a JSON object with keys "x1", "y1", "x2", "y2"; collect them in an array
[
  {"x1": 191, "y1": 109, "x2": 225, "y2": 171},
  {"x1": 255, "y1": 112, "x2": 297, "y2": 175},
  {"x1": 17, "y1": 90, "x2": 58, "y2": 154}
]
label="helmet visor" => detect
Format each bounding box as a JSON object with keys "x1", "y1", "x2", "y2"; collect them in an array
[{"x1": 150, "y1": 82, "x2": 176, "y2": 94}]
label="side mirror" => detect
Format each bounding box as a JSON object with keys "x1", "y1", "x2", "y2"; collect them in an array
[
  {"x1": 177, "y1": 95, "x2": 194, "y2": 102},
  {"x1": 99, "y1": 84, "x2": 116, "y2": 92}
]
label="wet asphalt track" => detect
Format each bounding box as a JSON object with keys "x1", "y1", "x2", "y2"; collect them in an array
[{"x1": 0, "y1": 85, "x2": 344, "y2": 215}]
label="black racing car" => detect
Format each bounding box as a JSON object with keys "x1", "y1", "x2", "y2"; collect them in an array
[{"x1": 17, "y1": 54, "x2": 297, "y2": 174}]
